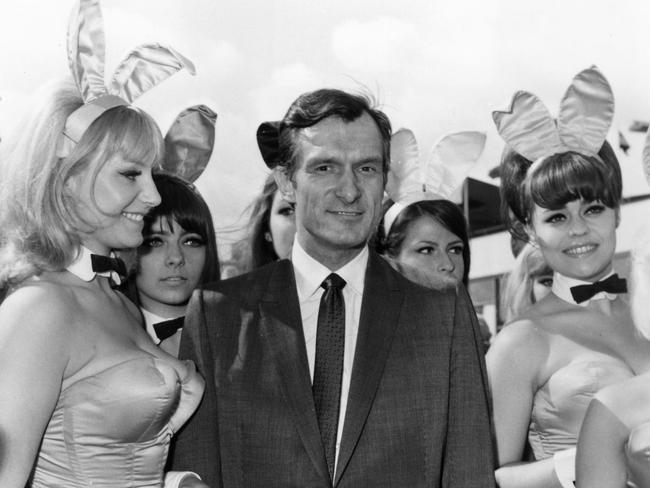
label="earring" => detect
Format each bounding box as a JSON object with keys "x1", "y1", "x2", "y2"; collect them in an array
[{"x1": 264, "y1": 232, "x2": 273, "y2": 243}]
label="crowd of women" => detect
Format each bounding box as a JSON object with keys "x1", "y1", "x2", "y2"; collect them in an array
[{"x1": 2, "y1": 0, "x2": 650, "y2": 487}]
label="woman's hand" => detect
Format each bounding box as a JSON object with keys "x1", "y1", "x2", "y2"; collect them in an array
[{"x1": 179, "y1": 476, "x2": 209, "y2": 488}]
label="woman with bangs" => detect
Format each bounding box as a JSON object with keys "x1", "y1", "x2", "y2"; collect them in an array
[
  {"x1": 127, "y1": 172, "x2": 220, "y2": 357},
  {"x1": 486, "y1": 67, "x2": 647, "y2": 488},
  {"x1": 0, "y1": 1, "x2": 206, "y2": 485}
]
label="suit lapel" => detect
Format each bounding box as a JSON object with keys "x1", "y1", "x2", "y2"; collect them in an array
[
  {"x1": 335, "y1": 253, "x2": 403, "y2": 483},
  {"x1": 259, "y1": 260, "x2": 330, "y2": 481}
]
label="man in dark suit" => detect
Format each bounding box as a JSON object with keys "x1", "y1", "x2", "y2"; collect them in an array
[{"x1": 171, "y1": 89, "x2": 495, "y2": 487}]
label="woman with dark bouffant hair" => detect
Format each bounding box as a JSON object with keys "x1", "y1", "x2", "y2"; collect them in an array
[
  {"x1": 376, "y1": 128, "x2": 486, "y2": 291},
  {"x1": 487, "y1": 66, "x2": 650, "y2": 488},
  {"x1": 376, "y1": 198, "x2": 470, "y2": 289}
]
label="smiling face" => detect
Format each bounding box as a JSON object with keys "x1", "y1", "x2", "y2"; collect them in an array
[
  {"x1": 528, "y1": 199, "x2": 618, "y2": 282},
  {"x1": 136, "y1": 216, "x2": 207, "y2": 317},
  {"x1": 395, "y1": 215, "x2": 465, "y2": 289},
  {"x1": 268, "y1": 190, "x2": 296, "y2": 259},
  {"x1": 276, "y1": 113, "x2": 385, "y2": 269},
  {"x1": 74, "y1": 153, "x2": 161, "y2": 255}
]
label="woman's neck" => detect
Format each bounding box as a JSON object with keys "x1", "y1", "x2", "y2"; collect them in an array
[{"x1": 138, "y1": 298, "x2": 186, "y2": 320}]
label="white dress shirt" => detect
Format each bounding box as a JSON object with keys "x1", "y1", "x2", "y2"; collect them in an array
[
  {"x1": 66, "y1": 245, "x2": 123, "y2": 285},
  {"x1": 291, "y1": 239, "x2": 367, "y2": 469},
  {"x1": 141, "y1": 308, "x2": 167, "y2": 345},
  {"x1": 551, "y1": 270, "x2": 618, "y2": 306}
]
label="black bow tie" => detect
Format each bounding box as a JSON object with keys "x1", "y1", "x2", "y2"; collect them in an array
[
  {"x1": 153, "y1": 316, "x2": 185, "y2": 341},
  {"x1": 570, "y1": 274, "x2": 628, "y2": 304},
  {"x1": 91, "y1": 254, "x2": 127, "y2": 279}
]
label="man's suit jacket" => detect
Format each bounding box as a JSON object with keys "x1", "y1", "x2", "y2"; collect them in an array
[{"x1": 171, "y1": 251, "x2": 495, "y2": 487}]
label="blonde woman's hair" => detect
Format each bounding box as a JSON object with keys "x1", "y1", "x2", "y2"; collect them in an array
[
  {"x1": 0, "y1": 78, "x2": 164, "y2": 289},
  {"x1": 502, "y1": 242, "x2": 551, "y2": 323}
]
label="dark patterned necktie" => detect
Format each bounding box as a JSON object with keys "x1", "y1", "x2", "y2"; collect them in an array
[
  {"x1": 312, "y1": 273, "x2": 346, "y2": 481},
  {"x1": 570, "y1": 273, "x2": 627, "y2": 303},
  {"x1": 153, "y1": 316, "x2": 185, "y2": 341}
]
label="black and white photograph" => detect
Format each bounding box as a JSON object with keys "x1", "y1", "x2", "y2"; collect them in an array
[{"x1": 1, "y1": 0, "x2": 650, "y2": 486}]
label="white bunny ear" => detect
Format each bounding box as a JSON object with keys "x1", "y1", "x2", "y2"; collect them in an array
[
  {"x1": 426, "y1": 131, "x2": 486, "y2": 199},
  {"x1": 109, "y1": 44, "x2": 197, "y2": 102},
  {"x1": 58, "y1": 0, "x2": 196, "y2": 157},
  {"x1": 383, "y1": 129, "x2": 486, "y2": 235},
  {"x1": 558, "y1": 66, "x2": 614, "y2": 155},
  {"x1": 386, "y1": 128, "x2": 420, "y2": 202},
  {"x1": 493, "y1": 66, "x2": 615, "y2": 166},
  {"x1": 492, "y1": 91, "x2": 563, "y2": 162},
  {"x1": 67, "y1": 0, "x2": 108, "y2": 102}
]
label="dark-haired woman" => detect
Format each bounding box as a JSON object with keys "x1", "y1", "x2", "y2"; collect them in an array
[
  {"x1": 377, "y1": 198, "x2": 470, "y2": 290},
  {"x1": 377, "y1": 198, "x2": 494, "y2": 350},
  {"x1": 487, "y1": 66, "x2": 649, "y2": 488},
  {"x1": 130, "y1": 173, "x2": 220, "y2": 357}
]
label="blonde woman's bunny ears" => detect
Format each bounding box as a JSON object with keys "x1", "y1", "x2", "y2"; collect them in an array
[
  {"x1": 492, "y1": 65, "x2": 614, "y2": 162},
  {"x1": 107, "y1": 44, "x2": 196, "y2": 102},
  {"x1": 58, "y1": 0, "x2": 196, "y2": 156},
  {"x1": 67, "y1": 0, "x2": 107, "y2": 101},
  {"x1": 383, "y1": 128, "x2": 486, "y2": 235},
  {"x1": 162, "y1": 105, "x2": 217, "y2": 183}
]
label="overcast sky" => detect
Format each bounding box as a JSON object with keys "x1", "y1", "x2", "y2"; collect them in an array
[{"x1": 2, "y1": 0, "x2": 650, "y2": 249}]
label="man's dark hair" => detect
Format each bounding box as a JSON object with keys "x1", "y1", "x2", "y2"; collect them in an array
[{"x1": 276, "y1": 89, "x2": 392, "y2": 177}]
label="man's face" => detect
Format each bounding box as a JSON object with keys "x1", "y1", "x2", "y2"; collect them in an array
[{"x1": 276, "y1": 113, "x2": 385, "y2": 268}]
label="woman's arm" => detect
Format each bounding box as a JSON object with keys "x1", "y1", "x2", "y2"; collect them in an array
[
  {"x1": 575, "y1": 398, "x2": 628, "y2": 487},
  {"x1": 577, "y1": 373, "x2": 650, "y2": 488},
  {"x1": 486, "y1": 321, "x2": 564, "y2": 488},
  {"x1": 0, "y1": 285, "x2": 72, "y2": 487}
]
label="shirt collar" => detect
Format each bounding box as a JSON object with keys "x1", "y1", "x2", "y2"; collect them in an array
[
  {"x1": 141, "y1": 307, "x2": 169, "y2": 327},
  {"x1": 292, "y1": 238, "x2": 368, "y2": 300},
  {"x1": 551, "y1": 270, "x2": 616, "y2": 307},
  {"x1": 66, "y1": 246, "x2": 122, "y2": 284},
  {"x1": 141, "y1": 307, "x2": 165, "y2": 344}
]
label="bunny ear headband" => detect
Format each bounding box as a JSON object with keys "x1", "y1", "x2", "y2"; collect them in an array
[
  {"x1": 57, "y1": 0, "x2": 196, "y2": 157},
  {"x1": 383, "y1": 128, "x2": 486, "y2": 235},
  {"x1": 492, "y1": 65, "x2": 614, "y2": 164},
  {"x1": 256, "y1": 121, "x2": 282, "y2": 168},
  {"x1": 162, "y1": 104, "x2": 217, "y2": 183}
]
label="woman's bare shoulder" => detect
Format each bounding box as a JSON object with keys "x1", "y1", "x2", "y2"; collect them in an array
[
  {"x1": 0, "y1": 276, "x2": 80, "y2": 336},
  {"x1": 494, "y1": 313, "x2": 551, "y2": 349},
  {"x1": 488, "y1": 307, "x2": 558, "y2": 378}
]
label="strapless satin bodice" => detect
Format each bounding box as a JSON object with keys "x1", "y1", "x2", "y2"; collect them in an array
[
  {"x1": 29, "y1": 356, "x2": 203, "y2": 487},
  {"x1": 529, "y1": 357, "x2": 633, "y2": 459}
]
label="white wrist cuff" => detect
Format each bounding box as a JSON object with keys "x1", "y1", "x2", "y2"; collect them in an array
[
  {"x1": 553, "y1": 447, "x2": 576, "y2": 488},
  {"x1": 164, "y1": 471, "x2": 201, "y2": 488}
]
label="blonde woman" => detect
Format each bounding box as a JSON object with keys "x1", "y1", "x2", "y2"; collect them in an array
[{"x1": 0, "y1": 1, "x2": 204, "y2": 486}]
